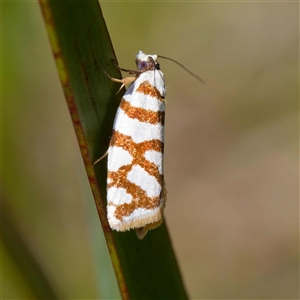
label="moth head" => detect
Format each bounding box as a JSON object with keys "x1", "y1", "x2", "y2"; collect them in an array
[{"x1": 135, "y1": 50, "x2": 160, "y2": 72}]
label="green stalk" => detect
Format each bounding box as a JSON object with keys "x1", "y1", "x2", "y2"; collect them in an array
[{"x1": 39, "y1": 1, "x2": 188, "y2": 298}]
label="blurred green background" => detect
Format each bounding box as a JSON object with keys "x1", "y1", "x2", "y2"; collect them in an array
[{"x1": 2, "y1": 1, "x2": 298, "y2": 299}]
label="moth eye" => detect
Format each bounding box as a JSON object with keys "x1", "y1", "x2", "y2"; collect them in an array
[{"x1": 138, "y1": 61, "x2": 148, "y2": 71}]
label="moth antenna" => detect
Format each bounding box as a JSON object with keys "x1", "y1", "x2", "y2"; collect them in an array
[
  {"x1": 157, "y1": 55, "x2": 206, "y2": 85},
  {"x1": 148, "y1": 56, "x2": 166, "y2": 98},
  {"x1": 148, "y1": 56, "x2": 166, "y2": 88}
]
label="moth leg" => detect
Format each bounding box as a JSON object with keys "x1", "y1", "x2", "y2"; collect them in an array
[
  {"x1": 102, "y1": 69, "x2": 136, "y2": 94},
  {"x1": 113, "y1": 76, "x2": 137, "y2": 95},
  {"x1": 93, "y1": 148, "x2": 108, "y2": 165},
  {"x1": 111, "y1": 59, "x2": 141, "y2": 75}
]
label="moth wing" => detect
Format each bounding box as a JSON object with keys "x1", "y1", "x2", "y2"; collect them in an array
[{"x1": 107, "y1": 71, "x2": 166, "y2": 237}]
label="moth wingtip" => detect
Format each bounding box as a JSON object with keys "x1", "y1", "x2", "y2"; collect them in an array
[
  {"x1": 135, "y1": 227, "x2": 149, "y2": 240},
  {"x1": 108, "y1": 206, "x2": 165, "y2": 239},
  {"x1": 135, "y1": 216, "x2": 164, "y2": 240}
]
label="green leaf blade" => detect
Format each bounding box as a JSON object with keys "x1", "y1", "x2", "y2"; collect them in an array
[{"x1": 39, "y1": 1, "x2": 188, "y2": 298}]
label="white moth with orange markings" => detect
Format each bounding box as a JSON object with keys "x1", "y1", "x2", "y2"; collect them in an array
[
  {"x1": 107, "y1": 51, "x2": 166, "y2": 239},
  {"x1": 95, "y1": 50, "x2": 204, "y2": 239}
]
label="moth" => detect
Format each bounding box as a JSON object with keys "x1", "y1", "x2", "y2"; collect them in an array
[{"x1": 95, "y1": 51, "x2": 204, "y2": 239}]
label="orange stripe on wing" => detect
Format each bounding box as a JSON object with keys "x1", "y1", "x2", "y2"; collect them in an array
[
  {"x1": 108, "y1": 170, "x2": 161, "y2": 220},
  {"x1": 120, "y1": 99, "x2": 165, "y2": 125},
  {"x1": 108, "y1": 130, "x2": 164, "y2": 221},
  {"x1": 136, "y1": 81, "x2": 163, "y2": 100},
  {"x1": 110, "y1": 130, "x2": 163, "y2": 182}
]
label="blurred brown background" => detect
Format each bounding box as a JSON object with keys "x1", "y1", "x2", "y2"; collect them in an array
[{"x1": 2, "y1": 1, "x2": 298, "y2": 299}]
